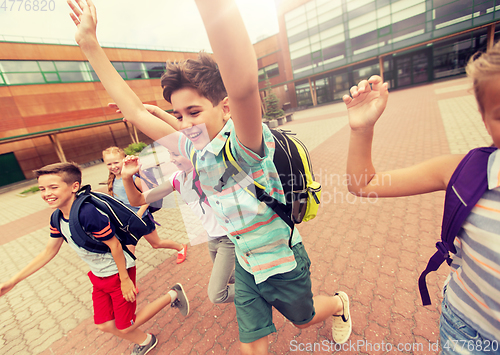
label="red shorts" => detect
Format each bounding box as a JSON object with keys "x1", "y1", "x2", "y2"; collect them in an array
[{"x1": 88, "y1": 267, "x2": 137, "y2": 330}]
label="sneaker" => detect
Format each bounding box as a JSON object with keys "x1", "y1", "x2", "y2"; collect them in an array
[
  {"x1": 332, "y1": 291, "x2": 352, "y2": 344},
  {"x1": 176, "y1": 244, "x2": 187, "y2": 264},
  {"x1": 131, "y1": 334, "x2": 157, "y2": 355},
  {"x1": 171, "y1": 283, "x2": 189, "y2": 316}
]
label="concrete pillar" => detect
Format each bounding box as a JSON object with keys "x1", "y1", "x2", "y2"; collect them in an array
[
  {"x1": 379, "y1": 56, "x2": 385, "y2": 82},
  {"x1": 487, "y1": 23, "x2": 496, "y2": 50},
  {"x1": 49, "y1": 134, "x2": 67, "y2": 163}
]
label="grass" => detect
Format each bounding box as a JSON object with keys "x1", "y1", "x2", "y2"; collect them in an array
[{"x1": 20, "y1": 186, "x2": 40, "y2": 194}]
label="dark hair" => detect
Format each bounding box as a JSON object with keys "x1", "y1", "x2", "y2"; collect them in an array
[
  {"x1": 466, "y1": 41, "x2": 500, "y2": 114},
  {"x1": 34, "y1": 162, "x2": 82, "y2": 185},
  {"x1": 161, "y1": 52, "x2": 227, "y2": 106}
]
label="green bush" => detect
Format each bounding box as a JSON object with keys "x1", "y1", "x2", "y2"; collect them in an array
[
  {"x1": 124, "y1": 142, "x2": 147, "y2": 156},
  {"x1": 20, "y1": 186, "x2": 40, "y2": 194}
]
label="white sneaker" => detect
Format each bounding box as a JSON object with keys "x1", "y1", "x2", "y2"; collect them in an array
[
  {"x1": 332, "y1": 291, "x2": 352, "y2": 344},
  {"x1": 171, "y1": 283, "x2": 190, "y2": 316}
]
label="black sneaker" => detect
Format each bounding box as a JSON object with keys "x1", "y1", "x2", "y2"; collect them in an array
[
  {"x1": 171, "y1": 283, "x2": 189, "y2": 316},
  {"x1": 131, "y1": 334, "x2": 158, "y2": 355}
]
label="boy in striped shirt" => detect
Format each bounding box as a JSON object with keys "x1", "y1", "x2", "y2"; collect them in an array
[
  {"x1": 345, "y1": 43, "x2": 500, "y2": 352},
  {"x1": 67, "y1": 0, "x2": 352, "y2": 353}
]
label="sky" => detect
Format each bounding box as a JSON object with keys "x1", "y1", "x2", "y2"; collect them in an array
[{"x1": 0, "y1": 0, "x2": 280, "y2": 52}]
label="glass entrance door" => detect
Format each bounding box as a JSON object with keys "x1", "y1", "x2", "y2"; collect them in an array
[
  {"x1": 396, "y1": 57, "x2": 412, "y2": 87},
  {"x1": 413, "y1": 52, "x2": 429, "y2": 84},
  {"x1": 394, "y1": 48, "x2": 431, "y2": 88},
  {"x1": 0, "y1": 152, "x2": 25, "y2": 187}
]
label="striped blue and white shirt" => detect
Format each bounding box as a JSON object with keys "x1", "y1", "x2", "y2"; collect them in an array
[
  {"x1": 178, "y1": 119, "x2": 302, "y2": 284},
  {"x1": 446, "y1": 148, "x2": 500, "y2": 342}
]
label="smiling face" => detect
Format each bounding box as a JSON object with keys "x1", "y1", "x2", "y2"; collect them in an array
[
  {"x1": 481, "y1": 75, "x2": 500, "y2": 148},
  {"x1": 171, "y1": 87, "x2": 230, "y2": 150},
  {"x1": 103, "y1": 152, "x2": 125, "y2": 177},
  {"x1": 169, "y1": 150, "x2": 193, "y2": 171},
  {"x1": 38, "y1": 173, "x2": 79, "y2": 217}
]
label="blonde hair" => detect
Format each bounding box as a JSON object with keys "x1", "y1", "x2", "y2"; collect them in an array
[
  {"x1": 466, "y1": 41, "x2": 500, "y2": 114},
  {"x1": 102, "y1": 146, "x2": 125, "y2": 196}
]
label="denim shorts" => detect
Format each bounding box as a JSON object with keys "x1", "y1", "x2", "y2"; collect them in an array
[
  {"x1": 234, "y1": 242, "x2": 315, "y2": 343},
  {"x1": 440, "y1": 288, "x2": 499, "y2": 354}
]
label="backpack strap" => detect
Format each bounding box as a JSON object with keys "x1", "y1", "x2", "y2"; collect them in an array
[
  {"x1": 136, "y1": 170, "x2": 158, "y2": 189},
  {"x1": 189, "y1": 149, "x2": 209, "y2": 213},
  {"x1": 215, "y1": 134, "x2": 295, "y2": 247},
  {"x1": 50, "y1": 209, "x2": 67, "y2": 243},
  {"x1": 418, "y1": 147, "x2": 496, "y2": 305}
]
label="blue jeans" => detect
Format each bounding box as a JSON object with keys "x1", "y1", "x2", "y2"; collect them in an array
[{"x1": 440, "y1": 289, "x2": 499, "y2": 354}]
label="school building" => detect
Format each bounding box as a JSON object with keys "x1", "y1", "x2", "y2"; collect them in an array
[
  {"x1": 1, "y1": 0, "x2": 499, "y2": 187},
  {"x1": 262, "y1": 0, "x2": 500, "y2": 108},
  {"x1": 0, "y1": 40, "x2": 199, "y2": 186}
]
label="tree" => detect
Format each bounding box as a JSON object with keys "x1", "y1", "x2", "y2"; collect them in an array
[{"x1": 263, "y1": 78, "x2": 284, "y2": 120}]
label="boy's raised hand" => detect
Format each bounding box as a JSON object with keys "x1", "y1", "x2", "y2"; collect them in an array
[
  {"x1": 343, "y1": 75, "x2": 389, "y2": 131},
  {"x1": 68, "y1": 0, "x2": 98, "y2": 46}
]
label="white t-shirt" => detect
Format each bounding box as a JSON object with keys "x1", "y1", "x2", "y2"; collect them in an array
[
  {"x1": 169, "y1": 170, "x2": 227, "y2": 240},
  {"x1": 57, "y1": 207, "x2": 135, "y2": 277}
]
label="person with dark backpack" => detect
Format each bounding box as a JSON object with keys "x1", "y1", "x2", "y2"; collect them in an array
[
  {"x1": 102, "y1": 146, "x2": 188, "y2": 264},
  {"x1": 0, "y1": 162, "x2": 190, "y2": 355},
  {"x1": 345, "y1": 43, "x2": 500, "y2": 352}
]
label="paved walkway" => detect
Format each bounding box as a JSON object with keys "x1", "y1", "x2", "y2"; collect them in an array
[{"x1": 0, "y1": 76, "x2": 490, "y2": 355}]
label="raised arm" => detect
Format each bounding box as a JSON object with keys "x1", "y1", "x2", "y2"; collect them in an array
[
  {"x1": 0, "y1": 237, "x2": 63, "y2": 296},
  {"x1": 345, "y1": 76, "x2": 462, "y2": 197},
  {"x1": 195, "y1": 0, "x2": 263, "y2": 154},
  {"x1": 108, "y1": 103, "x2": 180, "y2": 130},
  {"x1": 133, "y1": 176, "x2": 149, "y2": 218},
  {"x1": 121, "y1": 156, "x2": 147, "y2": 207},
  {"x1": 68, "y1": 0, "x2": 179, "y2": 148},
  {"x1": 121, "y1": 156, "x2": 175, "y2": 206}
]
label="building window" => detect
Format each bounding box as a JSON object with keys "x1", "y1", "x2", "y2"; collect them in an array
[
  {"x1": 258, "y1": 63, "x2": 280, "y2": 82},
  {"x1": 0, "y1": 60, "x2": 165, "y2": 86},
  {"x1": 144, "y1": 62, "x2": 165, "y2": 78},
  {"x1": 284, "y1": 0, "x2": 500, "y2": 76}
]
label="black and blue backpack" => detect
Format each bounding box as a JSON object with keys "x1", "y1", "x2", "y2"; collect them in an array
[
  {"x1": 50, "y1": 185, "x2": 150, "y2": 260},
  {"x1": 418, "y1": 146, "x2": 497, "y2": 305}
]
